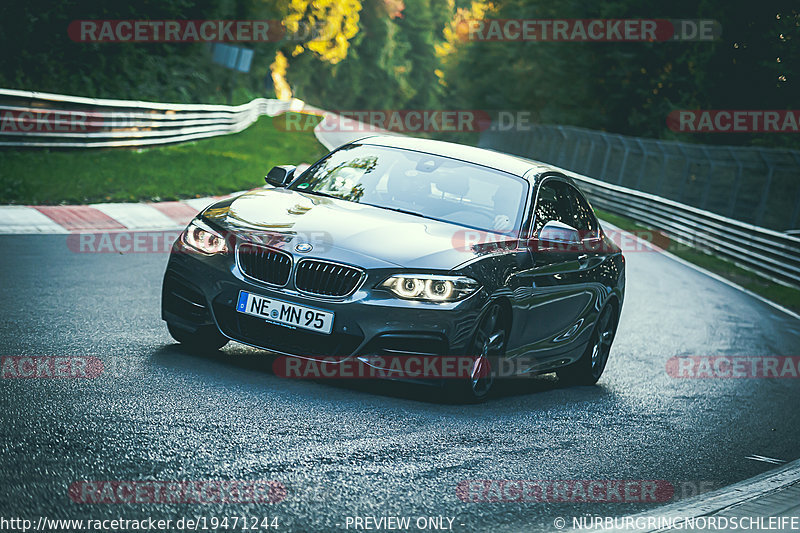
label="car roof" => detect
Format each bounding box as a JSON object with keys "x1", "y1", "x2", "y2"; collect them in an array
[{"x1": 354, "y1": 135, "x2": 563, "y2": 181}]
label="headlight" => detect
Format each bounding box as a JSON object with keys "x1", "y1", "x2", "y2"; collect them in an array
[
  {"x1": 181, "y1": 219, "x2": 228, "y2": 255},
  {"x1": 380, "y1": 274, "x2": 480, "y2": 302}
]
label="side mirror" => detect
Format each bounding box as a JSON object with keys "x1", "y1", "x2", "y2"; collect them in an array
[
  {"x1": 532, "y1": 220, "x2": 581, "y2": 250},
  {"x1": 265, "y1": 165, "x2": 296, "y2": 187}
]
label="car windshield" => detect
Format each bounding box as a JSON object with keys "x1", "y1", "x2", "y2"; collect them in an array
[{"x1": 289, "y1": 144, "x2": 528, "y2": 234}]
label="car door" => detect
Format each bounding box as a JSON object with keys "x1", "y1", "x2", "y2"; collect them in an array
[
  {"x1": 507, "y1": 177, "x2": 596, "y2": 369},
  {"x1": 564, "y1": 182, "x2": 606, "y2": 274}
]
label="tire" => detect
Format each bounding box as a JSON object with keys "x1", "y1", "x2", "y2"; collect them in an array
[
  {"x1": 557, "y1": 303, "x2": 618, "y2": 386},
  {"x1": 446, "y1": 303, "x2": 508, "y2": 403},
  {"x1": 167, "y1": 322, "x2": 229, "y2": 352}
]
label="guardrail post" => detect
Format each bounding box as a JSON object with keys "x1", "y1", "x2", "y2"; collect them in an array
[
  {"x1": 700, "y1": 146, "x2": 715, "y2": 211},
  {"x1": 634, "y1": 139, "x2": 648, "y2": 189},
  {"x1": 598, "y1": 135, "x2": 613, "y2": 182},
  {"x1": 570, "y1": 136, "x2": 582, "y2": 170},
  {"x1": 546, "y1": 127, "x2": 560, "y2": 162},
  {"x1": 755, "y1": 153, "x2": 774, "y2": 227},
  {"x1": 676, "y1": 145, "x2": 692, "y2": 203},
  {"x1": 585, "y1": 139, "x2": 597, "y2": 176},
  {"x1": 726, "y1": 148, "x2": 744, "y2": 218},
  {"x1": 654, "y1": 143, "x2": 668, "y2": 197},
  {"x1": 556, "y1": 126, "x2": 569, "y2": 166},
  {"x1": 617, "y1": 137, "x2": 631, "y2": 184},
  {"x1": 524, "y1": 128, "x2": 538, "y2": 159}
]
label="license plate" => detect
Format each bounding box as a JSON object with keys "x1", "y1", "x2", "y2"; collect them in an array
[{"x1": 236, "y1": 291, "x2": 334, "y2": 334}]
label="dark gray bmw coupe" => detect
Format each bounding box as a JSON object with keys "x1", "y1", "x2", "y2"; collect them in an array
[{"x1": 161, "y1": 136, "x2": 625, "y2": 401}]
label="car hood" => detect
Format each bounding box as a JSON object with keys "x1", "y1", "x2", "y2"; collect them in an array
[{"x1": 201, "y1": 187, "x2": 505, "y2": 270}]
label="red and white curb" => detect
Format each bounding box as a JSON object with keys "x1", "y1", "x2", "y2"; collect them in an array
[
  {"x1": 0, "y1": 195, "x2": 231, "y2": 234},
  {"x1": 0, "y1": 164, "x2": 314, "y2": 235}
]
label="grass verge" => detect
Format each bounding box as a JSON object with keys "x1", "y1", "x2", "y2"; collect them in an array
[
  {"x1": 596, "y1": 208, "x2": 800, "y2": 314},
  {"x1": 0, "y1": 113, "x2": 326, "y2": 205}
]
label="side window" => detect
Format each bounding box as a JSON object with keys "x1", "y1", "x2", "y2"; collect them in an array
[
  {"x1": 565, "y1": 185, "x2": 599, "y2": 237},
  {"x1": 532, "y1": 180, "x2": 573, "y2": 236}
]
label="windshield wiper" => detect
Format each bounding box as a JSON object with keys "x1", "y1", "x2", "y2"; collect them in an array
[
  {"x1": 371, "y1": 205, "x2": 428, "y2": 219},
  {"x1": 298, "y1": 189, "x2": 338, "y2": 199}
]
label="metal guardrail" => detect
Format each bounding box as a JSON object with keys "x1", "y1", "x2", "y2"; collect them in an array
[
  {"x1": 482, "y1": 124, "x2": 800, "y2": 232},
  {"x1": 480, "y1": 128, "x2": 800, "y2": 288},
  {"x1": 0, "y1": 88, "x2": 305, "y2": 148},
  {"x1": 566, "y1": 171, "x2": 800, "y2": 288}
]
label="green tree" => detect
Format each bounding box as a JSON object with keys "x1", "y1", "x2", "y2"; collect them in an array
[
  {"x1": 287, "y1": 0, "x2": 452, "y2": 112},
  {"x1": 442, "y1": 0, "x2": 800, "y2": 147}
]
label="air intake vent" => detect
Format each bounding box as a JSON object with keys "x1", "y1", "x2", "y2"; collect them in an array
[
  {"x1": 295, "y1": 259, "x2": 364, "y2": 297},
  {"x1": 237, "y1": 244, "x2": 292, "y2": 286}
]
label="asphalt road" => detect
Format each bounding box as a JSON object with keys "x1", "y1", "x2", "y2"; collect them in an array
[{"x1": 1, "y1": 232, "x2": 799, "y2": 532}]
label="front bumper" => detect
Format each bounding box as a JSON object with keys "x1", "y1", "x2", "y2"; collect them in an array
[{"x1": 161, "y1": 246, "x2": 487, "y2": 361}]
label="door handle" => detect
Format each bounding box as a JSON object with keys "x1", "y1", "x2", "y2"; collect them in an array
[{"x1": 578, "y1": 254, "x2": 589, "y2": 267}]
